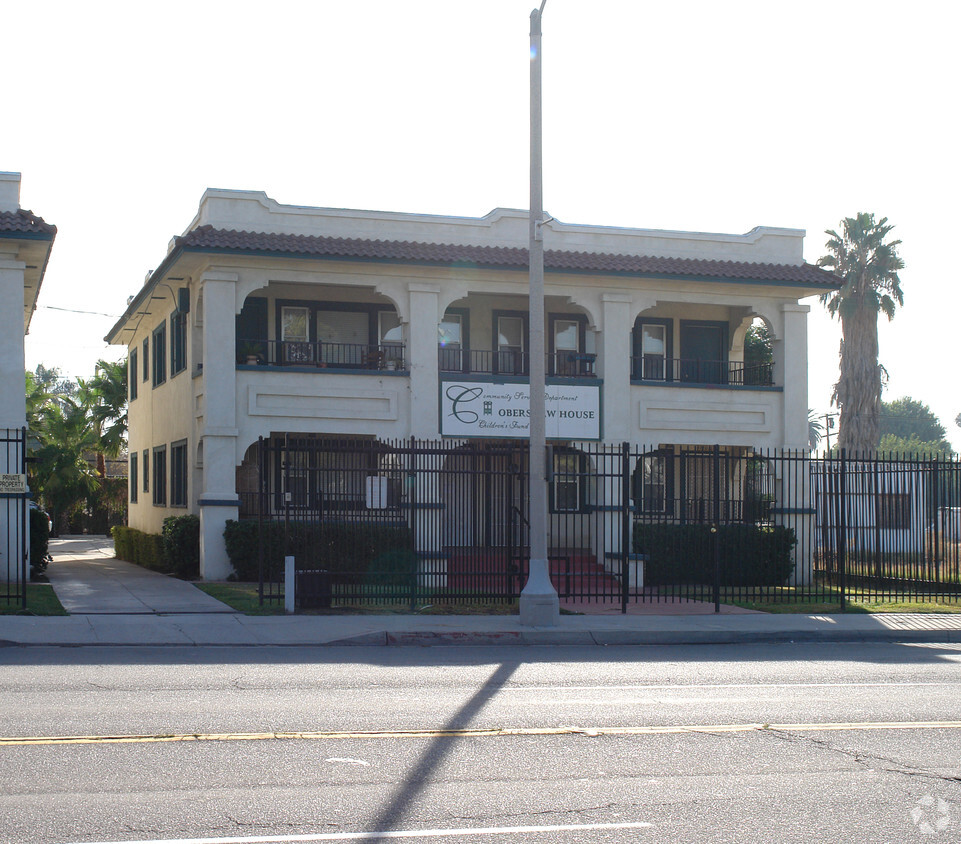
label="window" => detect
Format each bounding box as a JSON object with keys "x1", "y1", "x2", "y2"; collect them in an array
[
  {"x1": 378, "y1": 311, "x2": 404, "y2": 367},
  {"x1": 549, "y1": 315, "x2": 587, "y2": 376},
  {"x1": 152, "y1": 446, "x2": 167, "y2": 506},
  {"x1": 170, "y1": 440, "x2": 188, "y2": 507},
  {"x1": 129, "y1": 350, "x2": 138, "y2": 401},
  {"x1": 877, "y1": 493, "x2": 911, "y2": 530},
  {"x1": 633, "y1": 318, "x2": 672, "y2": 380},
  {"x1": 142, "y1": 449, "x2": 149, "y2": 493},
  {"x1": 496, "y1": 314, "x2": 527, "y2": 374},
  {"x1": 142, "y1": 338, "x2": 149, "y2": 382},
  {"x1": 438, "y1": 311, "x2": 464, "y2": 371},
  {"x1": 280, "y1": 306, "x2": 312, "y2": 364},
  {"x1": 130, "y1": 453, "x2": 138, "y2": 503},
  {"x1": 152, "y1": 323, "x2": 166, "y2": 386},
  {"x1": 633, "y1": 450, "x2": 671, "y2": 513},
  {"x1": 170, "y1": 311, "x2": 187, "y2": 376},
  {"x1": 317, "y1": 309, "x2": 368, "y2": 366},
  {"x1": 549, "y1": 449, "x2": 589, "y2": 513}
]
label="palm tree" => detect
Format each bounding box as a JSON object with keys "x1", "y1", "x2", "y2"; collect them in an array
[
  {"x1": 817, "y1": 213, "x2": 904, "y2": 454},
  {"x1": 81, "y1": 358, "x2": 128, "y2": 477}
]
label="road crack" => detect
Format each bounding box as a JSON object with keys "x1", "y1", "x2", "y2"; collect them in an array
[{"x1": 764, "y1": 728, "x2": 961, "y2": 786}]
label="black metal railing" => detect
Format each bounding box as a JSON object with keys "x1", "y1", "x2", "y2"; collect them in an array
[
  {"x1": 237, "y1": 339, "x2": 406, "y2": 371},
  {"x1": 438, "y1": 348, "x2": 597, "y2": 377},
  {"x1": 631, "y1": 356, "x2": 774, "y2": 386}
]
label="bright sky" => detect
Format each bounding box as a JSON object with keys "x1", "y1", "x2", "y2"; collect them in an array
[{"x1": 9, "y1": 0, "x2": 960, "y2": 449}]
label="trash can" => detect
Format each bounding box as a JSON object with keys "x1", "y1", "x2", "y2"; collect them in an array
[{"x1": 295, "y1": 569, "x2": 332, "y2": 609}]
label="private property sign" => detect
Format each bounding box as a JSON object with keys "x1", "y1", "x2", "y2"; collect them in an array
[
  {"x1": 0, "y1": 474, "x2": 27, "y2": 494},
  {"x1": 441, "y1": 380, "x2": 601, "y2": 439}
]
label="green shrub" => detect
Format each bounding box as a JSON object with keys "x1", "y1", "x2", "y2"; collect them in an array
[
  {"x1": 29, "y1": 507, "x2": 50, "y2": 576},
  {"x1": 112, "y1": 525, "x2": 167, "y2": 572},
  {"x1": 162, "y1": 515, "x2": 200, "y2": 579},
  {"x1": 633, "y1": 522, "x2": 797, "y2": 587},
  {"x1": 223, "y1": 519, "x2": 415, "y2": 584}
]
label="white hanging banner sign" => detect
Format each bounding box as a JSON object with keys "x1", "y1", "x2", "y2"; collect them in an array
[{"x1": 441, "y1": 380, "x2": 600, "y2": 439}]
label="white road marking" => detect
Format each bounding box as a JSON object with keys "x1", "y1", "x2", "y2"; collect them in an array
[{"x1": 62, "y1": 820, "x2": 653, "y2": 843}]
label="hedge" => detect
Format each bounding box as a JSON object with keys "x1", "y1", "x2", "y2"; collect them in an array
[
  {"x1": 162, "y1": 515, "x2": 200, "y2": 579},
  {"x1": 112, "y1": 515, "x2": 200, "y2": 578},
  {"x1": 633, "y1": 522, "x2": 797, "y2": 587},
  {"x1": 29, "y1": 507, "x2": 50, "y2": 577},
  {"x1": 224, "y1": 519, "x2": 416, "y2": 585},
  {"x1": 112, "y1": 526, "x2": 166, "y2": 572}
]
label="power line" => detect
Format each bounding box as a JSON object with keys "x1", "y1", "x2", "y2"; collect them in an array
[{"x1": 38, "y1": 305, "x2": 121, "y2": 318}]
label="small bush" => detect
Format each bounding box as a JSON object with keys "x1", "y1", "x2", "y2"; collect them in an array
[
  {"x1": 162, "y1": 515, "x2": 200, "y2": 579},
  {"x1": 633, "y1": 522, "x2": 797, "y2": 587},
  {"x1": 29, "y1": 507, "x2": 51, "y2": 577}
]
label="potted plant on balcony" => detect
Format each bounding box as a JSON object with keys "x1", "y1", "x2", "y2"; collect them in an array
[{"x1": 240, "y1": 341, "x2": 266, "y2": 365}]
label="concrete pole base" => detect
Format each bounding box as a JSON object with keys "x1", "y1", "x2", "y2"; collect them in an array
[{"x1": 519, "y1": 558, "x2": 560, "y2": 627}]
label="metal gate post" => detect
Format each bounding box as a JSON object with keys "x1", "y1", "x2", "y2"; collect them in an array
[
  {"x1": 839, "y1": 448, "x2": 847, "y2": 611},
  {"x1": 713, "y1": 444, "x2": 721, "y2": 613},
  {"x1": 621, "y1": 442, "x2": 630, "y2": 614},
  {"x1": 408, "y1": 438, "x2": 418, "y2": 611},
  {"x1": 257, "y1": 436, "x2": 265, "y2": 604}
]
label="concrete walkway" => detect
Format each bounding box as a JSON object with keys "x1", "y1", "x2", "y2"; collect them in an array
[
  {"x1": 3, "y1": 537, "x2": 961, "y2": 648},
  {"x1": 45, "y1": 537, "x2": 235, "y2": 615}
]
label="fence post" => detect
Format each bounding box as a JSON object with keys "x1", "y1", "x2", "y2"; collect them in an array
[
  {"x1": 713, "y1": 444, "x2": 721, "y2": 613},
  {"x1": 257, "y1": 435, "x2": 265, "y2": 605},
  {"x1": 621, "y1": 442, "x2": 630, "y2": 614},
  {"x1": 408, "y1": 437, "x2": 418, "y2": 611},
  {"x1": 931, "y1": 455, "x2": 940, "y2": 580},
  {"x1": 839, "y1": 448, "x2": 847, "y2": 611}
]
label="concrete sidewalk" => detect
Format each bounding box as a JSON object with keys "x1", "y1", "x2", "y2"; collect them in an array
[{"x1": 2, "y1": 537, "x2": 961, "y2": 648}]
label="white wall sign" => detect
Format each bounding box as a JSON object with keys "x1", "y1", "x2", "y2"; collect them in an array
[
  {"x1": 441, "y1": 381, "x2": 600, "y2": 439},
  {"x1": 0, "y1": 474, "x2": 27, "y2": 494}
]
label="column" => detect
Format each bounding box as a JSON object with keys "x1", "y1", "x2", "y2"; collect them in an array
[
  {"x1": 198, "y1": 272, "x2": 240, "y2": 580},
  {"x1": 0, "y1": 255, "x2": 26, "y2": 430},
  {"x1": 407, "y1": 282, "x2": 441, "y2": 439},
  {"x1": 0, "y1": 255, "x2": 26, "y2": 585},
  {"x1": 600, "y1": 293, "x2": 633, "y2": 443},
  {"x1": 780, "y1": 303, "x2": 813, "y2": 584},
  {"x1": 780, "y1": 303, "x2": 811, "y2": 449}
]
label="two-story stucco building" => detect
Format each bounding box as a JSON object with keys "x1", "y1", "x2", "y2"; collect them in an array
[{"x1": 107, "y1": 189, "x2": 839, "y2": 580}]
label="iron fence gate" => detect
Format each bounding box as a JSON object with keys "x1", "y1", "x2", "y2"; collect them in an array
[
  {"x1": 243, "y1": 437, "x2": 961, "y2": 611},
  {"x1": 1, "y1": 428, "x2": 28, "y2": 609}
]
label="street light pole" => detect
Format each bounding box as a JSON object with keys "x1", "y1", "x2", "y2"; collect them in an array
[{"x1": 520, "y1": 0, "x2": 560, "y2": 627}]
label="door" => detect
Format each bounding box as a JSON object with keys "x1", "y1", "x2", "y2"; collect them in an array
[{"x1": 680, "y1": 322, "x2": 727, "y2": 384}]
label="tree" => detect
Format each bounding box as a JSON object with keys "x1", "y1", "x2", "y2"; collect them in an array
[
  {"x1": 743, "y1": 321, "x2": 773, "y2": 385},
  {"x1": 817, "y1": 213, "x2": 904, "y2": 454},
  {"x1": 808, "y1": 410, "x2": 824, "y2": 451},
  {"x1": 878, "y1": 397, "x2": 952, "y2": 456},
  {"x1": 26, "y1": 360, "x2": 128, "y2": 534},
  {"x1": 80, "y1": 358, "x2": 128, "y2": 477}
]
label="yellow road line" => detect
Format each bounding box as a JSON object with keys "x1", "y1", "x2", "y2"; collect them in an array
[{"x1": 4, "y1": 720, "x2": 961, "y2": 747}]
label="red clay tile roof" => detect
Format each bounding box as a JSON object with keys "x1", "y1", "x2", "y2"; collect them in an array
[
  {"x1": 0, "y1": 209, "x2": 57, "y2": 236},
  {"x1": 175, "y1": 225, "x2": 840, "y2": 287}
]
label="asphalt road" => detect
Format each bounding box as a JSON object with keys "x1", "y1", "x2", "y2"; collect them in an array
[{"x1": 2, "y1": 642, "x2": 961, "y2": 843}]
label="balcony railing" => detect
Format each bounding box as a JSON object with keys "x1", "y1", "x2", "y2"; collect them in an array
[
  {"x1": 237, "y1": 339, "x2": 406, "y2": 370},
  {"x1": 438, "y1": 348, "x2": 597, "y2": 378},
  {"x1": 631, "y1": 356, "x2": 774, "y2": 386}
]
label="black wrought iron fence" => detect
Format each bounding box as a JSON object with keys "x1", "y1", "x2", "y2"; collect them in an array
[
  {"x1": 243, "y1": 437, "x2": 961, "y2": 612},
  {"x1": 1, "y1": 428, "x2": 28, "y2": 608}
]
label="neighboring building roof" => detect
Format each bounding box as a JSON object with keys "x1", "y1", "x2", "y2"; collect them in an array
[
  {"x1": 176, "y1": 225, "x2": 839, "y2": 287},
  {"x1": 0, "y1": 210, "x2": 57, "y2": 238}
]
